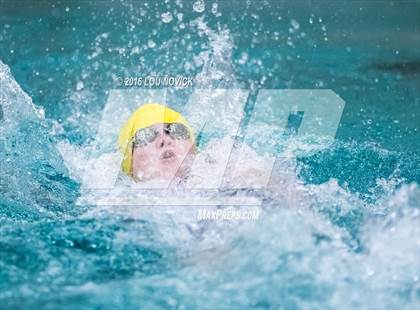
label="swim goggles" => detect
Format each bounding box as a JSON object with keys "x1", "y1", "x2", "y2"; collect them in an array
[{"x1": 133, "y1": 123, "x2": 191, "y2": 148}]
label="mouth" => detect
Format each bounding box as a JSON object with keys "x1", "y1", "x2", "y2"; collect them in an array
[{"x1": 160, "y1": 150, "x2": 176, "y2": 161}]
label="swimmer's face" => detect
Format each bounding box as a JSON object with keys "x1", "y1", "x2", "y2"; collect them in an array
[{"x1": 131, "y1": 123, "x2": 195, "y2": 181}]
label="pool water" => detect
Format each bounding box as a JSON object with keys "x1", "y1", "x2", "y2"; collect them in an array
[{"x1": 1, "y1": 1, "x2": 419, "y2": 309}]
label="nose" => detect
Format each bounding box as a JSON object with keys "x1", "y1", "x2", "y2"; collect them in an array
[{"x1": 155, "y1": 130, "x2": 174, "y2": 148}]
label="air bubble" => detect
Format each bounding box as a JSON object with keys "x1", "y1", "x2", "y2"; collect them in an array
[
  {"x1": 161, "y1": 12, "x2": 173, "y2": 23},
  {"x1": 193, "y1": 0, "x2": 205, "y2": 13},
  {"x1": 148, "y1": 40, "x2": 156, "y2": 48},
  {"x1": 76, "y1": 81, "x2": 84, "y2": 91},
  {"x1": 211, "y1": 3, "x2": 218, "y2": 14},
  {"x1": 291, "y1": 19, "x2": 300, "y2": 30}
]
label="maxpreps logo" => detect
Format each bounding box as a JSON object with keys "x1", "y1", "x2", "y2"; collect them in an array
[{"x1": 81, "y1": 89, "x2": 345, "y2": 206}]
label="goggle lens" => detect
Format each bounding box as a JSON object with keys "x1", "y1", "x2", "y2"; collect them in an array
[{"x1": 133, "y1": 123, "x2": 190, "y2": 148}]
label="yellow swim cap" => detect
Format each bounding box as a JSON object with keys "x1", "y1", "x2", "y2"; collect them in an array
[{"x1": 118, "y1": 103, "x2": 195, "y2": 176}]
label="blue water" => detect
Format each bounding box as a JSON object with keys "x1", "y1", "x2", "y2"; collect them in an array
[{"x1": 1, "y1": 1, "x2": 419, "y2": 309}]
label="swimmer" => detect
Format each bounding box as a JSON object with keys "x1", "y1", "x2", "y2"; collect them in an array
[
  {"x1": 118, "y1": 103, "x2": 274, "y2": 188},
  {"x1": 118, "y1": 103, "x2": 196, "y2": 182}
]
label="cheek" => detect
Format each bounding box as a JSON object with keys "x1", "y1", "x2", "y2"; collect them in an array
[
  {"x1": 133, "y1": 150, "x2": 147, "y2": 163},
  {"x1": 132, "y1": 148, "x2": 154, "y2": 170},
  {"x1": 175, "y1": 140, "x2": 194, "y2": 155}
]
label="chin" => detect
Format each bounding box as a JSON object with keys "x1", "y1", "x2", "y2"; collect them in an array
[{"x1": 158, "y1": 166, "x2": 177, "y2": 178}]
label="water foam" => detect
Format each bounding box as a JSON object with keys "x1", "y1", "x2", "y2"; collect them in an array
[{"x1": 1, "y1": 9, "x2": 419, "y2": 308}]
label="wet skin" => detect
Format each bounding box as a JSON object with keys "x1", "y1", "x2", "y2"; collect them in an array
[{"x1": 131, "y1": 123, "x2": 195, "y2": 182}]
